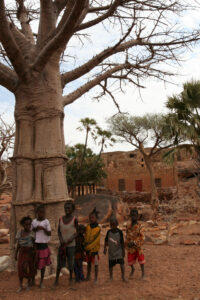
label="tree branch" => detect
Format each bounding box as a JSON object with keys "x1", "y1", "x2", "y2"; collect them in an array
[
  {"x1": 16, "y1": 0, "x2": 35, "y2": 44},
  {"x1": 37, "y1": 0, "x2": 57, "y2": 48},
  {"x1": 76, "y1": 0, "x2": 121, "y2": 32},
  {"x1": 61, "y1": 38, "x2": 140, "y2": 87},
  {"x1": 63, "y1": 63, "x2": 128, "y2": 106},
  {"x1": 0, "y1": 0, "x2": 29, "y2": 79},
  {"x1": 0, "y1": 62, "x2": 18, "y2": 92},
  {"x1": 31, "y1": 0, "x2": 88, "y2": 73}
]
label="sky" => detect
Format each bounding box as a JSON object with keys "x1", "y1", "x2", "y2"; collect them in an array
[{"x1": 1, "y1": 2, "x2": 200, "y2": 154}]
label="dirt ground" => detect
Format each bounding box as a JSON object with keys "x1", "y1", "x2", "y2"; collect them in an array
[{"x1": 0, "y1": 239, "x2": 200, "y2": 300}]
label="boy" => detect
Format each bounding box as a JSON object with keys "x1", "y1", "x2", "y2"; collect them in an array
[{"x1": 104, "y1": 217, "x2": 126, "y2": 282}]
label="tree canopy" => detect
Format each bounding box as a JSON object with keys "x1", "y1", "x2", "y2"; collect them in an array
[{"x1": 0, "y1": 1, "x2": 199, "y2": 106}]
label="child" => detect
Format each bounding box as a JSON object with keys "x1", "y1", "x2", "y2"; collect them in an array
[
  {"x1": 74, "y1": 224, "x2": 85, "y2": 282},
  {"x1": 104, "y1": 217, "x2": 126, "y2": 282},
  {"x1": 54, "y1": 200, "x2": 78, "y2": 286},
  {"x1": 125, "y1": 208, "x2": 145, "y2": 279},
  {"x1": 32, "y1": 205, "x2": 51, "y2": 288},
  {"x1": 15, "y1": 216, "x2": 36, "y2": 292},
  {"x1": 84, "y1": 207, "x2": 101, "y2": 283}
]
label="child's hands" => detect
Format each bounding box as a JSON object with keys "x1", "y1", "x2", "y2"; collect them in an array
[
  {"x1": 36, "y1": 226, "x2": 44, "y2": 231},
  {"x1": 127, "y1": 241, "x2": 135, "y2": 248}
]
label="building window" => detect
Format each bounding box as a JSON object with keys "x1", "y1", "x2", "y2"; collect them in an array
[
  {"x1": 118, "y1": 179, "x2": 125, "y2": 191},
  {"x1": 129, "y1": 153, "x2": 136, "y2": 158},
  {"x1": 155, "y1": 178, "x2": 162, "y2": 188}
]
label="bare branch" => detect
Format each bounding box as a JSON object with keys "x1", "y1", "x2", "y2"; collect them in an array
[
  {"x1": 16, "y1": 0, "x2": 35, "y2": 44},
  {"x1": 0, "y1": 62, "x2": 18, "y2": 92},
  {"x1": 0, "y1": 0, "x2": 29, "y2": 79},
  {"x1": 31, "y1": 0, "x2": 89, "y2": 73},
  {"x1": 63, "y1": 63, "x2": 128, "y2": 106}
]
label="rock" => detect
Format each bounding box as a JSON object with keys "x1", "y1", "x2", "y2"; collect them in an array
[
  {"x1": 0, "y1": 229, "x2": 9, "y2": 237},
  {"x1": 0, "y1": 214, "x2": 9, "y2": 228},
  {"x1": 61, "y1": 267, "x2": 69, "y2": 275},
  {"x1": 180, "y1": 240, "x2": 197, "y2": 245},
  {"x1": 0, "y1": 205, "x2": 9, "y2": 212},
  {"x1": 0, "y1": 237, "x2": 9, "y2": 243},
  {"x1": 0, "y1": 256, "x2": 10, "y2": 272}
]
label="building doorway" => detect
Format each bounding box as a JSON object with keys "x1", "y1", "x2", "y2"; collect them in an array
[{"x1": 135, "y1": 180, "x2": 143, "y2": 191}]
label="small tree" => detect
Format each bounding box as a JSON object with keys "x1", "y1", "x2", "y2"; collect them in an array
[
  {"x1": 0, "y1": 116, "x2": 15, "y2": 196},
  {"x1": 108, "y1": 113, "x2": 180, "y2": 214},
  {"x1": 166, "y1": 80, "x2": 200, "y2": 196},
  {"x1": 67, "y1": 117, "x2": 114, "y2": 197},
  {"x1": 66, "y1": 144, "x2": 107, "y2": 196}
]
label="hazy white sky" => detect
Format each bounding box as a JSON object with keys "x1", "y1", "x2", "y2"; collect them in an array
[{"x1": 0, "y1": 3, "x2": 200, "y2": 154}]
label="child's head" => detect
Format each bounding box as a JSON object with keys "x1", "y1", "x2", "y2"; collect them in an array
[
  {"x1": 64, "y1": 200, "x2": 75, "y2": 216},
  {"x1": 130, "y1": 208, "x2": 139, "y2": 223},
  {"x1": 20, "y1": 216, "x2": 32, "y2": 231},
  {"x1": 110, "y1": 217, "x2": 118, "y2": 230},
  {"x1": 89, "y1": 207, "x2": 99, "y2": 224},
  {"x1": 36, "y1": 205, "x2": 46, "y2": 220}
]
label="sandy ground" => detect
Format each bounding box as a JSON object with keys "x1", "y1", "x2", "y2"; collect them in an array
[{"x1": 0, "y1": 240, "x2": 200, "y2": 300}]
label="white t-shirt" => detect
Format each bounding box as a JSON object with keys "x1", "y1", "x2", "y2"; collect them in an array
[{"x1": 32, "y1": 218, "x2": 51, "y2": 243}]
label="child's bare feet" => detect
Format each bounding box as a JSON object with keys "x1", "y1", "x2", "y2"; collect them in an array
[
  {"x1": 39, "y1": 283, "x2": 45, "y2": 289},
  {"x1": 17, "y1": 287, "x2": 23, "y2": 293}
]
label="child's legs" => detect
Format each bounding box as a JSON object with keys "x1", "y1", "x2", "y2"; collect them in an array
[
  {"x1": 40, "y1": 267, "x2": 45, "y2": 287},
  {"x1": 138, "y1": 253, "x2": 145, "y2": 277},
  {"x1": 86, "y1": 261, "x2": 91, "y2": 280},
  {"x1": 66, "y1": 246, "x2": 75, "y2": 281},
  {"x1": 94, "y1": 255, "x2": 99, "y2": 282},
  {"x1": 128, "y1": 252, "x2": 136, "y2": 277}
]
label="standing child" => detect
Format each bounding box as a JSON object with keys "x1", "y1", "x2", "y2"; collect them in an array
[
  {"x1": 15, "y1": 216, "x2": 36, "y2": 292},
  {"x1": 125, "y1": 208, "x2": 145, "y2": 279},
  {"x1": 84, "y1": 208, "x2": 101, "y2": 283},
  {"x1": 54, "y1": 200, "x2": 78, "y2": 286},
  {"x1": 32, "y1": 205, "x2": 51, "y2": 288},
  {"x1": 104, "y1": 217, "x2": 126, "y2": 282},
  {"x1": 74, "y1": 224, "x2": 85, "y2": 282}
]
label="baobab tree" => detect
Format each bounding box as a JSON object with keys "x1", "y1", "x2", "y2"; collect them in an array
[{"x1": 0, "y1": 0, "x2": 199, "y2": 265}]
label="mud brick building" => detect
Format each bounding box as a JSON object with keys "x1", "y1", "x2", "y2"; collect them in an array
[{"x1": 101, "y1": 148, "x2": 197, "y2": 193}]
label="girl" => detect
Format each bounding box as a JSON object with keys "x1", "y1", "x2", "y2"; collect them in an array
[
  {"x1": 32, "y1": 205, "x2": 51, "y2": 288},
  {"x1": 54, "y1": 200, "x2": 78, "y2": 286},
  {"x1": 125, "y1": 208, "x2": 145, "y2": 279},
  {"x1": 15, "y1": 216, "x2": 36, "y2": 292},
  {"x1": 84, "y1": 207, "x2": 101, "y2": 283}
]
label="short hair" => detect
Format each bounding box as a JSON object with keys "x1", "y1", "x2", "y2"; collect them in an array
[
  {"x1": 89, "y1": 207, "x2": 99, "y2": 219},
  {"x1": 64, "y1": 200, "x2": 75, "y2": 211},
  {"x1": 36, "y1": 204, "x2": 45, "y2": 213},
  {"x1": 20, "y1": 216, "x2": 32, "y2": 226},
  {"x1": 110, "y1": 217, "x2": 119, "y2": 226},
  {"x1": 130, "y1": 208, "x2": 138, "y2": 216}
]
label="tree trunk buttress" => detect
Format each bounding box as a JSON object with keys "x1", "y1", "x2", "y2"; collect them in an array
[{"x1": 10, "y1": 75, "x2": 69, "y2": 273}]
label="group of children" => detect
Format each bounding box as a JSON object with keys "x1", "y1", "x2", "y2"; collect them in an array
[{"x1": 15, "y1": 201, "x2": 145, "y2": 291}]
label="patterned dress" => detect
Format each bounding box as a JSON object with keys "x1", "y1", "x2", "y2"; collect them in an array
[{"x1": 125, "y1": 222, "x2": 145, "y2": 265}]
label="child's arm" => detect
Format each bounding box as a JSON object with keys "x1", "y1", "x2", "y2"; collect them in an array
[
  {"x1": 103, "y1": 230, "x2": 109, "y2": 255},
  {"x1": 58, "y1": 218, "x2": 65, "y2": 245},
  {"x1": 119, "y1": 229, "x2": 125, "y2": 257},
  {"x1": 15, "y1": 242, "x2": 20, "y2": 260}
]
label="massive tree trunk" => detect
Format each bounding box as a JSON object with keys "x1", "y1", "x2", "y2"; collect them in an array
[{"x1": 10, "y1": 66, "x2": 69, "y2": 273}]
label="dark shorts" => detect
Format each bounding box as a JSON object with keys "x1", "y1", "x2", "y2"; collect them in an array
[
  {"x1": 109, "y1": 258, "x2": 124, "y2": 268},
  {"x1": 57, "y1": 246, "x2": 75, "y2": 271}
]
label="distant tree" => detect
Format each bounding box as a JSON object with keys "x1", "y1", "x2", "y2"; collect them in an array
[
  {"x1": 67, "y1": 118, "x2": 115, "y2": 196},
  {"x1": 108, "y1": 113, "x2": 180, "y2": 215},
  {"x1": 0, "y1": 116, "x2": 15, "y2": 196},
  {"x1": 166, "y1": 80, "x2": 200, "y2": 195},
  {"x1": 66, "y1": 144, "x2": 107, "y2": 196}
]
